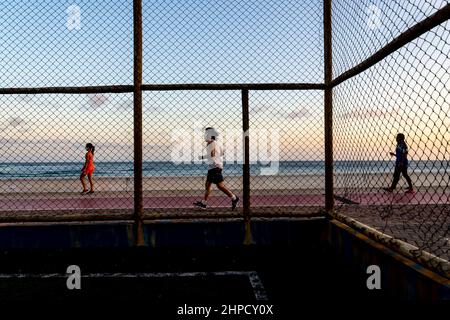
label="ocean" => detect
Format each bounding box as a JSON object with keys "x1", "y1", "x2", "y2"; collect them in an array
[{"x1": 0, "y1": 160, "x2": 448, "y2": 179}]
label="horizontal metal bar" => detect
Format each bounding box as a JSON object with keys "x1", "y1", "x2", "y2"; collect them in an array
[
  {"x1": 332, "y1": 4, "x2": 450, "y2": 88},
  {"x1": 0, "y1": 83, "x2": 325, "y2": 95},
  {"x1": 0, "y1": 85, "x2": 134, "y2": 95},
  {"x1": 142, "y1": 83, "x2": 325, "y2": 91}
]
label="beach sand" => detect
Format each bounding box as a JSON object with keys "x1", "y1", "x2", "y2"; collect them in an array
[{"x1": 0, "y1": 172, "x2": 447, "y2": 194}]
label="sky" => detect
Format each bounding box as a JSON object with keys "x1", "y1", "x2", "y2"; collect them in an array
[{"x1": 0, "y1": 0, "x2": 449, "y2": 162}]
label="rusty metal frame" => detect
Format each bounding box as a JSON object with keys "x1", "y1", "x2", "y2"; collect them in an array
[{"x1": 0, "y1": 1, "x2": 448, "y2": 251}]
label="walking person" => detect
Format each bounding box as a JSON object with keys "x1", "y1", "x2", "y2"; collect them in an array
[
  {"x1": 80, "y1": 143, "x2": 95, "y2": 194},
  {"x1": 383, "y1": 133, "x2": 414, "y2": 193}
]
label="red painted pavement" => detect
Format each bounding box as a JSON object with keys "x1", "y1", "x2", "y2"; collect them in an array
[
  {"x1": 0, "y1": 192, "x2": 448, "y2": 211},
  {"x1": 0, "y1": 194, "x2": 325, "y2": 211}
]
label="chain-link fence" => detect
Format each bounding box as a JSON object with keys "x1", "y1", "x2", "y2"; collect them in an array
[
  {"x1": 0, "y1": 0, "x2": 449, "y2": 275},
  {"x1": 249, "y1": 90, "x2": 325, "y2": 216},
  {"x1": 333, "y1": 0, "x2": 450, "y2": 275},
  {"x1": 0, "y1": 0, "x2": 324, "y2": 222}
]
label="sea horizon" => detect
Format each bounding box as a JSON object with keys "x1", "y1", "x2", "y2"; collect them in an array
[{"x1": 0, "y1": 160, "x2": 448, "y2": 179}]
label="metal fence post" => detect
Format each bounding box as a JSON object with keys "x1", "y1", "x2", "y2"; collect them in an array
[
  {"x1": 242, "y1": 89, "x2": 252, "y2": 244},
  {"x1": 324, "y1": 0, "x2": 334, "y2": 214},
  {"x1": 133, "y1": 0, "x2": 145, "y2": 246}
]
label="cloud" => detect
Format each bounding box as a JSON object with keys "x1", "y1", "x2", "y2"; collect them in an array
[
  {"x1": 250, "y1": 104, "x2": 271, "y2": 114},
  {"x1": 87, "y1": 94, "x2": 109, "y2": 109},
  {"x1": 7, "y1": 117, "x2": 26, "y2": 127},
  {"x1": 251, "y1": 104, "x2": 313, "y2": 119},
  {"x1": 342, "y1": 107, "x2": 400, "y2": 119},
  {"x1": 0, "y1": 116, "x2": 27, "y2": 132},
  {"x1": 285, "y1": 107, "x2": 311, "y2": 119}
]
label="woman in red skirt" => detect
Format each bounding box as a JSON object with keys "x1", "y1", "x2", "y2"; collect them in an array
[{"x1": 80, "y1": 143, "x2": 95, "y2": 194}]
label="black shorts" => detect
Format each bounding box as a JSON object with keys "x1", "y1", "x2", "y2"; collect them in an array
[{"x1": 206, "y1": 167, "x2": 224, "y2": 184}]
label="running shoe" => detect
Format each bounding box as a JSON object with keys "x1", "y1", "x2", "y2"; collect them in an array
[
  {"x1": 231, "y1": 196, "x2": 240, "y2": 210},
  {"x1": 193, "y1": 201, "x2": 207, "y2": 209}
]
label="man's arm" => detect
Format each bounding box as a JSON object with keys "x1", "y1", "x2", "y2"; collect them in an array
[{"x1": 199, "y1": 144, "x2": 214, "y2": 160}]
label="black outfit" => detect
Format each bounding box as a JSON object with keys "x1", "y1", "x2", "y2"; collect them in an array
[
  {"x1": 206, "y1": 167, "x2": 224, "y2": 184},
  {"x1": 391, "y1": 164, "x2": 413, "y2": 190},
  {"x1": 390, "y1": 141, "x2": 413, "y2": 190}
]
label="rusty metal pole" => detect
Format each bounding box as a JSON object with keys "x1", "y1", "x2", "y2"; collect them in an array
[
  {"x1": 324, "y1": 0, "x2": 334, "y2": 214},
  {"x1": 242, "y1": 90, "x2": 252, "y2": 244},
  {"x1": 133, "y1": 0, "x2": 145, "y2": 246}
]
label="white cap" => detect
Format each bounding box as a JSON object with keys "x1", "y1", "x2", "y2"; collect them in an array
[{"x1": 204, "y1": 127, "x2": 219, "y2": 141}]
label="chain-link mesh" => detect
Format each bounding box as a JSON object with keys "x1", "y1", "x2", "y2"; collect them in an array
[
  {"x1": 249, "y1": 90, "x2": 325, "y2": 215},
  {"x1": 0, "y1": 0, "x2": 449, "y2": 274},
  {"x1": 333, "y1": 0, "x2": 448, "y2": 77},
  {"x1": 333, "y1": 1, "x2": 450, "y2": 270},
  {"x1": 0, "y1": 93, "x2": 134, "y2": 221},
  {"x1": 141, "y1": 90, "x2": 243, "y2": 218},
  {"x1": 142, "y1": 0, "x2": 323, "y2": 83},
  {"x1": 0, "y1": 1, "x2": 133, "y2": 87}
]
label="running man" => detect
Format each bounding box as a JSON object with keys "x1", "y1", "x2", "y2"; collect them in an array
[
  {"x1": 194, "y1": 127, "x2": 240, "y2": 210},
  {"x1": 383, "y1": 133, "x2": 414, "y2": 193}
]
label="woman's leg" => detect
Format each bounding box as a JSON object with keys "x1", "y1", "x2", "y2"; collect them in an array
[
  {"x1": 87, "y1": 173, "x2": 94, "y2": 192},
  {"x1": 80, "y1": 173, "x2": 87, "y2": 192}
]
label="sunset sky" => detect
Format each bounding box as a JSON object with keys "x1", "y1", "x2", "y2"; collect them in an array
[{"x1": 0, "y1": 0, "x2": 448, "y2": 162}]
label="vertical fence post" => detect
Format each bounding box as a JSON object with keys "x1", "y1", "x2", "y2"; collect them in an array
[
  {"x1": 324, "y1": 0, "x2": 334, "y2": 214},
  {"x1": 133, "y1": 0, "x2": 145, "y2": 246},
  {"x1": 242, "y1": 90, "x2": 252, "y2": 244}
]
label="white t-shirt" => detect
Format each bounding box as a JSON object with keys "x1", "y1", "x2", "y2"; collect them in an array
[{"x1": 205, "y1": 140, "x2": 223, "y2": 170}]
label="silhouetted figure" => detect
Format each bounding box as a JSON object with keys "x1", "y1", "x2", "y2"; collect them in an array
[{"x1": 383, "y1": 133, "x2": 414, "y2": 193}]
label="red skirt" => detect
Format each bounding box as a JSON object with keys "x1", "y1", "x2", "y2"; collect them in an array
[{"x1": 85, "y1": 165, "x2": 95, "y2": 175}]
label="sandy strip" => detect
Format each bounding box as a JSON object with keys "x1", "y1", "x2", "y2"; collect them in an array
[{"x1": 0, "y1": 172, "x2": 446, "y2": 194}]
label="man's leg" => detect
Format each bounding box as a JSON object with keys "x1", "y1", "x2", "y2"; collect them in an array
[
  {"x1": 217, "y1": 181, "x2": 239, "y2": 210},
  {"x1": 194, "y1": 180, "x2": 212, "y2": 208},
  {"x1": 402, "y1": 167, "x2": 413, "y2": 190},
  {"x1": 390, "y1": 166, "x2": 401, "y2": 190},
  {"x1": 216, "y1": 181, "x2": 233, "y2": 198},
  {"x1": 204, "y1": 181, "x2": 213, "y2": 201}
]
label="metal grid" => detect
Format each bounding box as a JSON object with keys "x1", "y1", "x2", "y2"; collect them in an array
[
  {"x1": 333, "y1": 2, "x2": 450, "y2": 272},
  {"x1": 0, "y1": 1, "x2": 133, "y2": 87},
  {"x1": 141, "y1": 90, "x2": 243, "y2": 212},
  {"x1": 249, "y1": 90, "x2": 325, "y2": 213},
  {"x1": 333, "y1": 0, "x2": 448, "y2": 77},
  {"x1": 142, "y1": 0, "x2": 324, "y2": 83},
  {"x1": 0, "y1": 0, "x2": 448, "y2": 275}
]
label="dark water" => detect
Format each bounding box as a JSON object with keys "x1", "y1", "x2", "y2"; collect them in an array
[{"x1": 0, "y1": 160, "x2": 448, "y2": 179}]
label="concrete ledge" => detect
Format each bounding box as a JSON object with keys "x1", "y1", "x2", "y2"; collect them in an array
[
  {"x1": 0, "y1": 217, "x2": 326, "y2": 250},
  {"x1": 327, "y1": 219, "x2": 450, "y2": 301}
]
